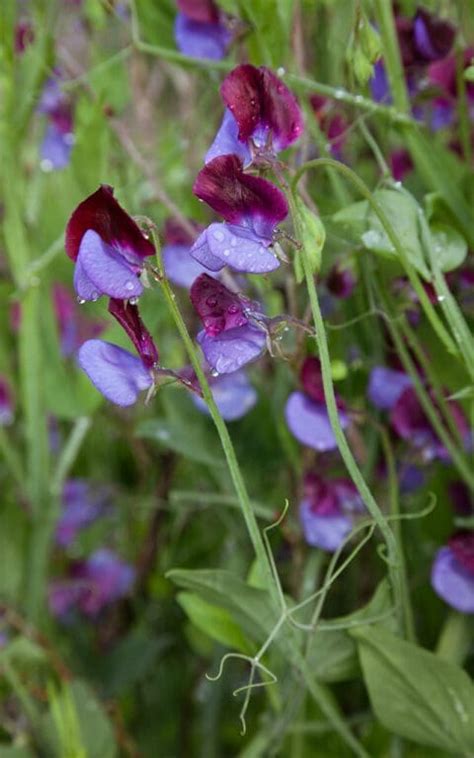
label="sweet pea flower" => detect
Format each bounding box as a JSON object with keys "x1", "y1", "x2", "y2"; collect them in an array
[
  {"x1": 78, "y1": 300, "x2": 158, "y2": 407},
  {"x1": 206, "y1": 64, "x2": 303, "y2": 164},
  {"x1": 53, "y1": 283, "x2": 104, "y2": 357},
  {"x1": 162, "y1": 218, "x2": 216, "y2": 288},
  {"x1": 49, "y1": 549, "x2": 135, "y2": 619},
  {"x1": 0, "y1": 377, "x2": 14, "y2": 426},
  {"x1": 193, "y1": 370, "x2": 257, "y2": 420},
  {"x1": 15, "y1": 21, "x2": 34, "y2": 54},
  {"x1": 175, "y1": 0, "x2": 231, "y2": 61},
  {"x1": 299, "y1": 472, "x2": 363, "y2": 552},
  {"x1": 55, "y1": 479, "x2": 111, "y2": 548},
  {"x1": 396, "y1": 7, "x2": 455, "y2": 69},
  {"x1": 191, "y1": 154, "x2": 288, "y2": 274},
  {"x1": 367, "y1": 366, "x2": 412, "y2": 411},
  {"x1": 38, "y1": 77, "x2": 75, "y2": 171},
  {"x1": 326, "y1": 264, "x2": 355, "y2": 299},
  {"x1": 190, "y1": 274, "x2": 266, "y2": 373},
  {"x1": 431, "y1": 532, "x2": 474, "y2": 613},
  {"x1": 285, "y1": 357, "x2": 349, "y2": 453},
  {"x1": 390, "y1": 386, "x2": 469, "y2": 462},
  {"x1": 65, "y1": 185, "x2": 155, "y2": 302}
]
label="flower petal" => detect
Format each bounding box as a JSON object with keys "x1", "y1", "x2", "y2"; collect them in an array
[
  {"x1": 205, "y1": 109, "x2": 252, "y2": 165},
  {"x1": 190, "y1": 273, "x2": 249, "y2": 335},
  {"x1": 65, "y1": 185, "x2": 155, "y2": 262},
  {"x1": 207, "y1": 223, "x2": 280, "y2": 273},
  {"x1": 197, "y1": 324, "x2": 266, "y2": 374},
  {"x1": 368, "y1": 366, "x2": 412, "y2": 411},
  {"x1": 174, "y1": 13, "x2": 230, "y2": 60},
  {"x1": 40, "y1": 124, "x2": 73, "y2": 170},
  {"x1": 163, "y1": 243, "x2": 215, "y2": 288},
  {"x1": 108, "y1": 299, "x2": 158, "y2": 368},
  {"x1": 76, "y1": 230, "x2": 143, "y2": 301},
  {"x1": 176, "y1": 0, "x2": 219, "y2": 23},
  {"x1": 193, "y1": 371, "x2": 257, "y2": 421},
  {"x1": 259, "y1": 67, "x2": 303, "y2": 150},
  {"x1": 78, "y1": 340, "x2": 152, "y2": 407},
  {"x1": 300, "y1": 498, "x2": 352, "y2": 552},
  {"x1": 285, "y1": 391, "x2": 348, "y2": 452},
  {"x1": 431, "y1": 546, "x2": 474, "y2": 613},
  {"x1": 189, "y1": 226, "x2": 226, "y2": 271}
]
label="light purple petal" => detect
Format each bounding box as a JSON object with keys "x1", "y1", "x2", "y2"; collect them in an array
[
  {"x1": 78, "y1": 340, "x2": 153, "y2": 407},
  {"x1": 190, "y1": 226, "x2": 226, "y2": 272},
  {"x1": 40, "y1": 124, "x2": 73, "y2": 170},
  {"x1": 206, "y1": 223, "x2": 280, "y2": 274},
  {"x1": 285, "y1": 391, "x2": 348, "y2": 452},
  {"x1": 174, "y1": 13, "x2": 230, "y2": 60},
  {"x1": 205, "y1": 109, "x2": 252, "y2": 166},
  {"x1": 431, "y1": 547, "x2": 474, "y2": 613},
  {"x1": 163, "y1": 243, "x2": 216, "y2": 288},
  {"x1": 368, "y1": 367, "x2": 412, "y2": 411},
  {"x1": 300, "y1": 498, "x2": 353, "y2": 552},
  {"x1": 197, "y1": 324, "x2": 266, "y2": 374},
  {"x1": 76, "y1": 230, "x2": 143, "y2": 301},
  {"x1": 192, "y1": 371, "x2": 257, "y2": 420}
]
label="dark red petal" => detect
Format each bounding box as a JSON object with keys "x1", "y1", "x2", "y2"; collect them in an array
[
  {"x1": 190, "y1": 273, "x2": 249, "y2": 336},
  {"x1": 164, "y1": 217, "x2": 199, "y2": 246},
  {"x1": 300, "y1": 357, "x2": 325, "y2": 404},
  {"x1": 193, "y1": 154, "x2": 288, "y2": 228},
  {"x1": 414, "y1": 8, "x2": 456, "y2": 62},
  {"x1": 396, "y1": 16, "x2": 416, "y2": 68},
  {"x1": 259, "y1": 67, "x2": 303, "y2": 148},
  {"x1": 221, "y1": 64, "x2": 263, "y2": 142},
  {"x1": 303, "y1": 473, "x2": 339, "y2": 516},
  {"x1": 176, "y1": 0, "x2": 219, "y2": 24},
  {"x1": 108, "y1": 298, "x2": 158, "y2": 368},
  {"x1": 65, "y1": 185, "x2": 155, "y2": 262},
  {"x1": 448, "y1": 532, "x2": 474, "y2": 575}
]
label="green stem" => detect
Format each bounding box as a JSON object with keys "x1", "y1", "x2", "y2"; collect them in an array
[
  {"x1": 288, "y1": 192, "x2": 407, "y2": 638},
  {"x1": 0, "y1": 427, "x2": 26, "y2": 492},
  {"x1": 50, "y1": 417, "x2": 91, "y2": 496}
]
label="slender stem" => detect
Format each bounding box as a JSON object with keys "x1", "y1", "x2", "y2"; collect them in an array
[
  {"x1": 288, "y1": 191, "x2": 407, "y2": 637},
  {"x1": 50, "y1": 417, "x2": 91, "y2": 496},
  {"x1": 0, "y1": 427, "x2": 26, "y2": 492}
]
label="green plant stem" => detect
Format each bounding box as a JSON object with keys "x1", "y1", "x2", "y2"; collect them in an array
[
  {"x1": 50, "y1": 417, "x2": 91, "y2": 496},
  {"x1": 294, "y1": 158, "x2": 458, "y2": 360},
  {"x1": 435, "y1": 612, "x2": 472, "y2": 665},
  {"x1": 0, "y1": 427, "x2": 26, "y2": 492},
  {"x1": 288, "y1": 196, "x2": 407, "y2": 638}
]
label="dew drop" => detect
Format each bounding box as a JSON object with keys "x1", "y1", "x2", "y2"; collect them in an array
[
  {"x1": 230, "y1": 237, "x2": 238, "y2": 246},
  {"x1": 223, "y1": 249, "x2": 230, "y2": 257},
  {"x1": 211, "y1": 369, "x2": 220, "y2": 377},
  {"x1": 334, "y1": 88, "x2": 345, "y2": 100},
  {"x1": 129, "y1": 296, "x2": 139, "y2": 305},
  {"x1": 227, "y1": 304, "x2": 239, "y2": 314},
  {"x1": 437, "y1": 295, "x2": 446, "y2": 302},
  {"x1": 77, "y1": 297, "x2": 86, "y2": 305},
  {"x1": 90, "y1": 291, "x2": 99, "y2": 302},
  {"x1": 276, "y1": 67, "x2": 285, "y2": 77},
  {"x1": 206, "y1": 296, "x2": 218, "y2": 307},
  {"x1": 40, "y1": 158, "x2": 54, "y2": 173},
  {"x1": 213, "y1": 230, "x2": 225, "y2": 242},
  {"x1": 125, "y1": 280, "x2": 135, "y2": 291}
]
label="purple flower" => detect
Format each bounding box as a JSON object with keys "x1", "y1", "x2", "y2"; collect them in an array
[
  {"x1": 431, "y1": 533, "x2": 474, "y2": 613},
  {"x1": 162, "y1": 219, "x2": 215, "y2": 288},
  {"x1": 285, "y1": 358, "x2": 348, "y2": 453},
  {"x1": 15, "y1": 21, "x2": 34, "y2": 54},
  {"x1": 78, "y1": 340, "x2": 154, "y2": 407},
  {"x1": 65, "y1": 185, "x2": 155, "y2": 302},
  {"x1": 174, "y1": 13, "x2": 231, "y2": 61},
  {"x1": 55, "y1": 479, "x2": 111, "y2": 548},
  {"x1": 368, "y1": 366, "x2": 412, "y2": 411},
  {"x1": 299, "y1": 473, "x2": 363, "y2": 552},
  {"x1": 49, "y1": 549, "x2": 135, "y2": 619},
  {"x1": 53, "y1": 283, "x2": 104, "y2": 357},
  {"x1": 370, "y1": 60, "x2": 391, "y2": 104},
  {"x1": 193, "y1": 370, "x2": 257, "y2": 420},
  {"x1": 108, "y1": 299, "x2": 159, "y2": 369},
  {"x1": 190, "y1": 273, "x2": 250, "y2": 336},
  {"x1": 326, "y1": 264, "x2": 355, "y2": 299},
  {"x1": 449, "y1": 481, "x2": 474, "y2": 516},
  {"x1": 0, "y1": 376, "x2": 14, "y2": 426},
  {"x1": 412, "y1": 8, "x2": 456, "y2": 64},
  {"x1": 206, "y1": 64, "x2": 303, "y2": 163},
  {"x1": 38, "y1": 78, "x2": 74, "y2": 171},
  {"x1": 390, "y1": 149, "x2": 414, "y2": 181},
  {"x1": 428, "y1": 48, "x2": 474, "y2": 101},
  {"x1": 197, "y1": 324, "x2": 266, "y2": 375},
  {"x1": 190, "y1": 155, "x2": 288, "y2": 274},
  {"x1": 399, "y1": 463, "x2": 425, "y2": 493}
]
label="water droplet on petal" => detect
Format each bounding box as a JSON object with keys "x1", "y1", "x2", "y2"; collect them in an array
[
  {"x1": 206, "y1": 296, "x2": 218, "y2": 308},
  {"x1": 211, "y1": 369, "x2": 220, "y2": 377},
  {"x1": 213, "y1": 230, "x2": 225, "y2": 242},
  {"x1": 125, "y1": 280, "x2": 135, "y2": 291},
  {"x1": 77, "y1": 297, "x2": 86, "y2": 305},
  {"x1": 223, "y1": 249, "x2": 230, "y2": 257},
  {"x1": 129, "y1": 296, "x2": 139, "y2": 305},
  {"x1": 230, "y1": 237, "x2": 237, "y2": 247}
]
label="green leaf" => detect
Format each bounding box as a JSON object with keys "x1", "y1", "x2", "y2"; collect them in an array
[
  {"x1": 429, "y1": 224, "x2": 468, "y2": 273},
  {"x1": 240, "y1": 0, "x2": 294, "y2": 66},
  {"x1": 0, "y1": 748, "x2": 35, "y2": 758},
  {"x1": 352, "y1": 625, "x2": 474, "y2": 753},
  {"x1": 0, "y1": 637, "x2": 47, "y2": 669},
  {"x1": 293, "y1": 196, "x2": 326, "y2": 279},
  {"x1": 464, "y1": 65, "x2": 474, "y2": 82},
  {"x1": 177, "y1": 592, "x2": 252, "y2": 653}
]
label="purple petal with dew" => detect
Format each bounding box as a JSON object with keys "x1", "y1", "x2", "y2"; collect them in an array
[
  {"x1": 431, "y1": 546, "x2": 474, "y2": 614},
  {"x1": 205, "y1": 109, "x2": 252, "y2": 166},
  {"x1": 300, "y1": 498, "x2": 353, "y2": 552},
  {"x1": 38, "y1": 78, "x2": 63, "y2": 115},
  {"x1": 190, "y1": 226, "x2": 226, "y2": 272},
  {"x1": 190, "y1": 273, "x2": 249, "y2": 336},
  {"x1": 163, "y1": 243, "x2": 216, "y2": 288},
  {"x1": 78, "y1": 340, "x2": 153, "y2": 407},
  {"x1": 174, "y1": 13, "x2": 230, "y2": 60},
  {"x1": 73, "y1": 255, "x2": 102, "y2": 302},
  {"x1": 197, "y1": 324, "x2": 266, "y2": 374},
  {"x1": 192, "y1": 371, "x2": 257, "y2": 421},
  {"x1": 206, "y1": 223, "x2": 280, "y2": 274},
  {"x1": 368, "y1": 366, "x2": 412, "y2": 411},
  {"x1": 40, "y1": 124, "x2": 73, "y2": 171},
  {"x1": 76, "y1": 229, "x2": 143, "y2": 301},
  {"x1": 285, "y1": 391, "x2": 348, "y2": 452}
]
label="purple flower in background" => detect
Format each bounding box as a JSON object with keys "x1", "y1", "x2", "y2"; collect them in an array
[
  {"x1": 53, "y1": 283, "x2": 104, "y2": 357},
  {"x1": 412, "y1": 8, "x2": 456, "y2": 64},
  {"x1": 15, "y1": 21, "x2": 34, "y2": 54},
  {"x1": 299, "y1": 472, "x2": 363, "y2": 552},
  {"x1": 449, "y1": 481, "x2": 474, "y2": 516},
  {"x1": 175, "y1": 0, "x2": 231, "y2": 61},
  {"x1": 49, "y1": 549, "x2": 135, "y2": 619},
  {"x1": 390, "y1": 386, "x2": 469, "y2": 461},
  {"x1": 431, "y1": 532, "x2": 474, "y2": 613},
  {"x1": 65, "y1": 185, "x2": 155, "y2": 302},
  {"x1": 0, "y1": 377, "x2": 14, "y2": 426},
  {"x1": 38, "y1": 77, "x2": 75, "y2": 171},
  {"x1": 191, "y1": 154, "x2": 288, "y2": 274},
  {"x1": 326, "y1": 264, "x2": 355, "y2": 299},
  {"x1": 78, "y1": 340, "x2": 154, "y2": 407},
  {"x1": 370, "y1": 60, "x2": 391, "y2": 104},
  {"x1": 193, "y1": 370, "x2": 257, "y2": 420},
  {"x1": 162, "y1": 219, "x2": 215, "y2": 288},
  {"x1": 206, "y1": 64, "x2": 303, "y2": 163},
  {"x1": 55, "y1": 479, "x2": 111, "y2": 548},
  {"x1": 285, "y1": 357, "x2": 348, "y2": 453},
  {"x1": 368, "y1": 366, "x2": 412, "y2": 411},
  {"x1": 399, "y1": 463, "x2": 425, "y2": 493},
  {"x1": 390, "y1": 149, "x2": 414, "y2": 181}
]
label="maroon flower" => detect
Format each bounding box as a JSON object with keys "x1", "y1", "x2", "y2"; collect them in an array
[
  {"x1": 326, "y1": 264, "x2": 355, "y2": 299},
  {"x1": 108, "y1": 299, "x2": 158, "y2": 369},
  {"x1": 448, "y1": 532, "x2": 474, "y2": 575},
  {"x1": 176, "y1": 0, "x2": 219, "y2": 24},
  {"x1": 190, "y1": 273, "x2": 250, "y2": 336}
]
